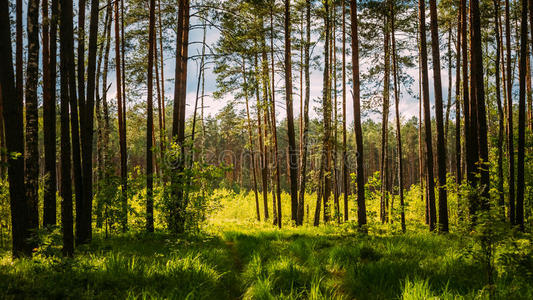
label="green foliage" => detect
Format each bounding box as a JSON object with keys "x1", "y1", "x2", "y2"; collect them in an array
[{"x1": 0, "y1": 178, "x2": 9, "y2": 249}]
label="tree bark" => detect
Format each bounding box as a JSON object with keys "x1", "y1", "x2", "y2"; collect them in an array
[
  {"x1": 516, "y1": 0, "x2": 528, "y2": 231},
  {"x1": 504, "y1": 0, "x2": 515, "y2": 224},
  {"x1": 297, "y1": 0, "x2": 311, "y2": 226},
  {"x1": 380, "y1": 8, "x2": 390, "y2": 224},
  {"x1": 419, "y1": 0, "x2": 437, "y2": 232},
  {"x1": 0, "y1": 0, "x2": 31, "y2": 257},
  {"x1": 455, "y1": 2, "x2": 462, "y2": 188},
  {"x1": 58, "y1": 0, "x2": 76, "y2": 256},
  {"x1": 342, "y1": 0, "x2": 349, "y2": 222},
  {"x1": 470, "y1": 0, "x2": 490, "y2": 213},
  {"x1": 43, "y1": 0, "x2": 58, "y2": 227},
  {"x1": 25, "y1": 0, "x2": 41, "y2": 234},
  {"x1": 494, "y1": 0, "x2": 505, "y2": 216},
  {"x1": 429, "y1": 0, "x2": 448, "y2": 232},
  {"x1": 146, "y1": 0, "x2": 156, "y2": 233},
  {"x1": 390, "y1": 2, "x2": 405, "y2": 233},
  {"x1": 270, "y1": 1, "x2": 282, "y2": 228},
  {"x1": 350, "y1": 0, "x2": 366, "y2": 228},
  {"x1": 242, "y1": 59, "x2": 261, "y2": 221},
  {"x1": 284, "y1": 0, "x2": 299, "y2": 223},
  {"x1": 114, "y1": 0, "x2": 127, "y2": 231}
]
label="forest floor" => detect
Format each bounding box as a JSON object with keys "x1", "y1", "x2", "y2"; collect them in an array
[{"x1": 1, "y1": 220, "x2": 533, "y2": 299}]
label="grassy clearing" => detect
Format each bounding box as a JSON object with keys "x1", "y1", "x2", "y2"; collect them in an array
[
  {"x1": 0, "y1": 189, "x2": 532, "y2": 299},
  {"x1": 1, "y1": 222, "x2": 532, "y2": 299}
]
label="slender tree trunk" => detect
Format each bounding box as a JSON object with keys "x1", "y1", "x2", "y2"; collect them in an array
[
  {"x1": 332, "y1": 3, "x2": 340, "y2": 223},
  {"x1": 380, "y1": 10, "x2": 390, "y2": 224},
  {"x1": 419, "y1": 0, "x2": 437, "y2": 232},
  {"x1": 318, "y1": 0, "x2": 332, "y2": 225},
  {"x1": 0, "y1": 0, "x2": 31, "y2": 257},
  {"x1": 529, "y1": 0, "x2": 533, "y2": 130},
  {"x1": 342, "y1": 0, "x2": 349, "y2": 222},
  {"x1": 516, "y1": 0, "x2": 528, "y2": 231},
  {"x1": 390, "y1": 3, "x2": 405, "y2": 233},
  {"x1": 416, "y1": 13, "x2": 427, "y2": 225},
  {"x1": 146, "y1": 0, "x2": 156, "y2": 233},
  {"x1": 284, "y1": 0, "x2": 299, "y2": 223},
  {"x1": 455, "y1": 2, "x2": 462, "y2": 188},
  {"x1": 270, "y1": 2, "x2": 282, "y2": 228},
  {"x1": 154, "y1": 26, "x2": 164, "y2": 173},
  {"x1": 25, "y1": 0, "x2": 41, "y2": 234},
  {"x1": 256, "y1": 49, "x2": 269, "y2": 220},
  {"x1": 16, "y1": 0, "x2": 23, "y2": 114},
  {"x1": 43, "y1": 0, "x2": 58, "y2": 227},
  {"x1": 429, "y1": 0, "x2": 448, "y2": 232},
  {"x1": 494, "y1": 0, "x2": 505, "y2": 216},
  {"x1": 445, "y1": 27, "x2": 452, "y2": 143},
  {"x1": 58, "y1": 0, "x2": 76, "y2": 256},
  {"x1": 297, "y1": 0, "x2": 311, "y2": 226},
  {"x1": 504, "y1": 0, "x2": 515, "y2": 224},
  {"x1": 350, "y1": 0, "x2": 366, "y2": 228},
  {"x1": 76, "y1": 0, "x2": 100, "y2": 244},
  {"x1": 158, "y1": 0, "x2": 166, "y2": 141},
  {"x1": 470, "y1": 0, "x2": 490, "y2": 212},
  {"x1": 96, "y1": 0, "x2": 112, "y2": 228},
  {"x1": 170, "y1": 0, "x2": 190, "y2": 233},
  {"x1": 78, "y1": 0, "x2": 86, "y2": 130},
  {"x1": 95, "y1": 0, "x2": 111, "y2": 228},
  {"x1": 114, "y1": 0, "x2": 127, "y2": 231},
  {"x1": 242, "y1": 59, "x2": 261, "y2": 221}
]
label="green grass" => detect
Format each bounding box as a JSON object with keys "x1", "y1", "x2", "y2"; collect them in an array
[{"x1": 0, "y1": 189, "x2": 532, "y2": 299}]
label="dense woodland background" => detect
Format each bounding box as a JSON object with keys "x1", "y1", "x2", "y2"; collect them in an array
[{"x1": 0, "y1": 0, "x2": 533, "y2": 298}]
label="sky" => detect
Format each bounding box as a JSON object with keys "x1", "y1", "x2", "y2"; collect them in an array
[{"x1": 96, "y1": 5, "x2": 457, "y2": 127}]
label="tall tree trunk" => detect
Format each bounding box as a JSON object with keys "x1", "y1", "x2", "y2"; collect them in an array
[
  {"x1": 78, "y1": 0, "x2": 86, "y2": 130},
  {"x1": 242, "y1": 59, "x2": 261, "y2": 221},
  {"x1": 494, "y1": 0, "x2": 505, "y2": 216},
  {"x1": 429, "y1": 0, "x2": 448, "y2": 232},
  {"x1": 529, "y1": 0, "x2": 533, "y2": 130},
  {"x1": 43, "y1": 0, "x2": 58, "y2": 227},
  {"x1": 158, "y1": 0, "x2": 166, "y2": 139},
  {"x1": 380, "y1": 10, "x2": 390, "y2": 224},
  {"x1": 516, "y1": 0, "x2": 528, "y2": 231},
  {"x1": 390, "y1": 2, "x2": 405, "y2": 233},
  {"x1": 16, "y1": 0, "x2": 23, "y2": 115},
  {"x1": 171, "y1": 0, "x2": 190, "y2": 233},
  {"x1": 0, "y1": 0, "x2": 31, "y2": 257},
  {"x1": 114, "y1": 0, "x2": 127, "y2": 231},
  {"x1": 77, "y1": 0, "x2": 100, "y2": 244},
  {"x1": 58, "y1": 0, "x2": 75, "y2": 256},
  {"x1": 419, "y1": 0, "x2": 437, "y2": 232},
  {"x1": 455, "y1": 2, "x2": 462, "y2": 188},
  {"x1": 342, "y1": 0, "x2": 349, "y2": 222},
  {"x1": 146, "y1": 0, "x2": 155, "y2": 233},
  {"x1": 350, "y1": 0, "x2": 366, "y2": 228},
  {"x1": 284, "y1": 0, "x2": 299, "y2": 223},
  {"x1": 416, "y1": 13, "x2": 427, "y2": 225},
  {"x1": 297, "y1": 0, "x2": 311, "y2": 226},
  {"x1": 332, "y1": 3, "x2": 340, "y2": 223},
  {"x1": 96, "y1": 0, "x2": 112, "y2": 229},
  {"x1": 270, "y1": 1, "x2": 282, "y2": 228},
  {"x1": 25, "y1": 0, "x2": 41, "y2": 233},
  {"x1": 504, "y1": 0, "x2": 515, "y2": 224},
  {"x1": 470, "y1": 0, "x2": 490, "y2": 213},
  {"x1": 318, "y1": 0, "x2": 332, "y2": 225},
  {"x1": 256, "y1": 49, "x2": 269, "y2": 220},
  {"x1": 445, "y1": 27, "x2": 452, "y2": 143},
  {"x1": 95, "y1": 0, "x2": 112, "y2": 228}
]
